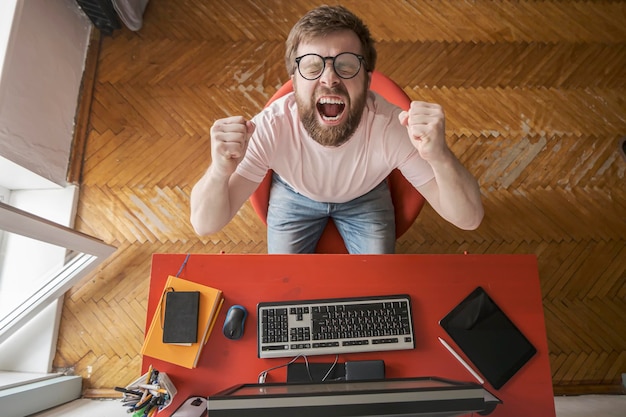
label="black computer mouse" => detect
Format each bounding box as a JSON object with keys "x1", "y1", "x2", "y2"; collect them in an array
[{"x1": 223, "y1": 305, "x2": 247, "y2": 340}]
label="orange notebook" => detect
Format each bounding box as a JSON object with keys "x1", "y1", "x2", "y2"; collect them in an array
[{"x1": 141, "y1": 275, "x2": 224, "y2": 369}]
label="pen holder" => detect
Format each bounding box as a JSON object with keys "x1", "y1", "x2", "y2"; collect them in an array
[{"x1": 122, "y1": 369, "x2": 178, "y2": 413}]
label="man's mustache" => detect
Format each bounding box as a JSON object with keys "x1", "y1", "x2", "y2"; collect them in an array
[{"x1": 315, "y1": 86, "x2": 349, "y2": 98}]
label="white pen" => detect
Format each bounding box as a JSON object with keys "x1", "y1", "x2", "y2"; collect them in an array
[{"x1": 438, "y1": 337, "x2": 485, "y2": 385}]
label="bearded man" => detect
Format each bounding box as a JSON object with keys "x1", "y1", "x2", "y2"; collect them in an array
[{"x1": 190, "y1": 5, "x2": 483, "y2": 254}]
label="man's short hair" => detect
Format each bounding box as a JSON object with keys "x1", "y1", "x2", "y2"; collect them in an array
[{"x1": 285, "y1": 5, "x2": 377, "y2": 77}]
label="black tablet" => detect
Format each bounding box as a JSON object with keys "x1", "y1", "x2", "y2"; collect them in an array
[{"x1": 439, "y1": 286, "x2": 537, "y2": 389}]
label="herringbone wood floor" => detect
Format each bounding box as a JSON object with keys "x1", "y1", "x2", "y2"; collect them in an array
[{"x1": 54, "y1": 0, "x2": 626, "y2": 396}]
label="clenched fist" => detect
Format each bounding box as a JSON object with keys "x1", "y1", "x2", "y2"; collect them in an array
[
  {"x1": 398, "y1": 101, "x2": 448, "y2": 163},
  {"x1": 210, "y1": 116, "x2": 256, "y2": 176}
]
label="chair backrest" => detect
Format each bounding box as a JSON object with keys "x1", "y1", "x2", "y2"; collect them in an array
[{"x1": 249, "y1": 71, "x2": 426, "y2": 253}]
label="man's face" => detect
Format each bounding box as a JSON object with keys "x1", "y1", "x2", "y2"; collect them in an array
[{"x1": 292, "y1": 30, "x2": 370, "y2": 147}]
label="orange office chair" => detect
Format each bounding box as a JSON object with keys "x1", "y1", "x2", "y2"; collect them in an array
[{"x1": 249, "y1": 71, "x2": 426, "y2": 253}]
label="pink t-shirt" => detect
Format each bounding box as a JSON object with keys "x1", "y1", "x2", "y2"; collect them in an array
[{"x1": 236, "y1": 91, "x2": 434, "y2": 203}]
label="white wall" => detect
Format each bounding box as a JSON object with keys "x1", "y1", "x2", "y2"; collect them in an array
[
  {"x1": 0, "y1": 0, "x2": 91, "y2": 376},
  {"x1": 0, "y1": 156, "x2": 60, "y2": 190},
  {"x1": 0, "y1": 0, "x2": 91, "y2": 187}
]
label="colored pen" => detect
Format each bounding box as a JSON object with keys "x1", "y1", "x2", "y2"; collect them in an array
[
  {"x1": 438, "y1": 337, "x2": 485, "y2": 385},
  {"x1": 115, "y1": 386, "x2": 143, "y2": 397},
  {"x1": 134, "y1": 384, "x2": 163, "y2": 391},
  {"x1": 145, "y1": 365, "x2": 153, "y2": 383}
]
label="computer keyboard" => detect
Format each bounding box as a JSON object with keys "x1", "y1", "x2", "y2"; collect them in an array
[{"x1": 257, "y1": 294, "x2": 415, "y2": 359}]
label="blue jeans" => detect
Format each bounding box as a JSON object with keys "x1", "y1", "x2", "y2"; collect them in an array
[{"x1": 267, "y1": 174, "x2": 396, "y2": 254}]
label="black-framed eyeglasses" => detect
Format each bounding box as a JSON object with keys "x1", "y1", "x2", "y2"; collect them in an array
[{"x1": 295, "y1": 52, "x2": 365, "y2": 80}]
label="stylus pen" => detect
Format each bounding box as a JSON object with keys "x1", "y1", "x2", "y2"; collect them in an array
[{"x1": 438, "y1": 337, "x2": 485, "y2": 385}]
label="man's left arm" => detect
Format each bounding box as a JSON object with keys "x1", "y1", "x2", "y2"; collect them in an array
[{"x1": 399, "y1": 101, "x2": 484, "y2": 230}]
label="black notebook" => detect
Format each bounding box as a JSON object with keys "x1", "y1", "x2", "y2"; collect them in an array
[
  {"x1": 439, "y1": 286, "x2": 537, "y2": 389},
  {"x1": 162, "y1": 291, "x2": 200, "y2": 345}
]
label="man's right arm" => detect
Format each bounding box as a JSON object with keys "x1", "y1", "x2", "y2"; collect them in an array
[
  {"x1": 190, "y1": 116, "x2": 257, "y2": 236},
  {"x1": 190, "y1": 169, "x2": 259, "y2": 235}
]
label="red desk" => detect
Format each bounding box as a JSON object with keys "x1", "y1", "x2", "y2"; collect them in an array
[{"x1": 144, "y1": 254, "x2": 555, "y2": 417}]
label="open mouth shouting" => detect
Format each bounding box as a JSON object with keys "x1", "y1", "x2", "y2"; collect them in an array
[
  {"x1": 297, "y1": 83, "x2": 366, "y2": 147},
  {"x1": 317, "y1": 96, "x2": 346, "y2": 124}
]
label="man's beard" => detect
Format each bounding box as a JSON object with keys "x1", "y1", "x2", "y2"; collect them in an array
[{"x1": 296, "y1": 81, "x2": 368, "y2": 147}]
